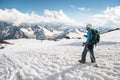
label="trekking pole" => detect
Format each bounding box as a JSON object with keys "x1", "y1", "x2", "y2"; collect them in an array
[{"x1": 93, "y1": 47, "x2": 98, "y2": 67}]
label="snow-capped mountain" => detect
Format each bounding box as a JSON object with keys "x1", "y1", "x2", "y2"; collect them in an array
[
  {"x1": 0, "y1": 21, "x2": 119, "y2": 40},
  {"x1": 0, "y1": 21, "x2": 28, "y2": 39},
  {"x1": 0, "y1": 21, "x2": 62, "y2": 40},
  {"x1": 0, "y1": 21, "x2": 84, "y2": 40},
  {"x1": 95, "y1": 27, "x2": 120, "y2": 34}
]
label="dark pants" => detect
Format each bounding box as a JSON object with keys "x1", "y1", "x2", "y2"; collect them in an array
[{"x1": 81, "y1": 44, "x2": 96, "y2": 62}]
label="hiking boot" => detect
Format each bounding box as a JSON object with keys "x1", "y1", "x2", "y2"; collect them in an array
[
  {"x1": 0, "y1": 46, "x2": 4, "y2": 49},
  {"x1": 91, "y1": 61, "x2": 95, "y2": 63},
  {"x1": 79, "y1": 60, "x2": 86, "y2": 64}
]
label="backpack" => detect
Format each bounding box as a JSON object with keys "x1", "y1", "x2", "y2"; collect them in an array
[{"x1": 91, "y1": 29, "x2": 100, "y2": 44}]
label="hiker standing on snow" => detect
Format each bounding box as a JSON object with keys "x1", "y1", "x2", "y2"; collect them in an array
[{"x1": 79, "y1": 24, "x2": 96, "y2": 63}]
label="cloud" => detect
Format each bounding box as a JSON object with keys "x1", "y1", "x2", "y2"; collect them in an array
[
  {"x1": 70, "y1": 5, "x2": 76, "y2": 9},
  {"x1": 78, "y1": 8, "x2": 86, "y2": 12},
  {"x1": 70, "y1": 5, "x2": 90, "y2": 12},
  {"x1": 0, "y1": 8, "x2": 77, "y2": 26},
  {"x1": 93, "y1": 6, "x2": 120, "y2": 27}
]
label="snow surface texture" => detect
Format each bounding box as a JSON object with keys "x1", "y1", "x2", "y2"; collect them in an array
[{"x1": 0, "y1": 30, "x2": 120, "y2": 80}]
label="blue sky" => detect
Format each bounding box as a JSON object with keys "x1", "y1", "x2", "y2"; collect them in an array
[
  {"x1": 0, "y1": 0, "x2": 119, "y2": 14},
  {"x1": 0, "y1": 0, "x2": 120, "y2": 27}
]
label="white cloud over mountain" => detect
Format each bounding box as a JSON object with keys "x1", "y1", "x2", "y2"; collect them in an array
[
  {"x1": 0, "y1": 6, "x2": 120, "y2": 28},
  {"x1": 93, "y1": 6, "x2": 120, "y2": 27},
  {"x1": 0, "y1": 8, "x2": 77, "y2": 26}
]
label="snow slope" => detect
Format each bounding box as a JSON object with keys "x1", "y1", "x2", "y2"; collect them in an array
[
  {"x1": 101, "y1": 30, "x2": 120, "y2": 42},
  {"x1": 66, "y1": 29, "x2": 85, "y2": 39},
  {"x1": 0, "y1": 30, "x2": 120, "y2": 80}
]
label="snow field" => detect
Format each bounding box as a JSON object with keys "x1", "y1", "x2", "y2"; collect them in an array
[{"x1": 0, "y1": 34, "x2": 120, "y2": 80}]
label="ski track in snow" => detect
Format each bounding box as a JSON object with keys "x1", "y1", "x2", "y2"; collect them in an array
[{"x1": 0, "y1": 39, "x2": 120, "y2": 80}]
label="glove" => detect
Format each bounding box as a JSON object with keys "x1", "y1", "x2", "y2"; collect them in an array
[
  {"x1": 82, "y1": 42, "x2": 86, "y2": 46},
  {"x1": 83, "y1": 35, "x2": 87, "y2": 37}
]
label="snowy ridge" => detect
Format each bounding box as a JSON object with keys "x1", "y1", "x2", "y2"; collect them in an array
[
  {"x1": 20, "y1": 28, "x2": 35, "y2": 38},
  {"x1": 0, "y1": 21, "x2": 84, "y2": 40},
  {"x1": 0, "y1": 30, "x2": 120, "y2": 80},
  {"x1": 1, "y1": 21, "x2": 120, "y2": 40},
  {"x1": 66, "y1": 29, "x2": 85, "y2": 39},
  {"x1": 101, "y1": 30, "x2": 120, "y2": 42}
]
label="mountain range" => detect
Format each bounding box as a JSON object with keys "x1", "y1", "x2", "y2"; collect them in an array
[{"x1": 0, "y1": 21, "x2": 119, "y2": 40}]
